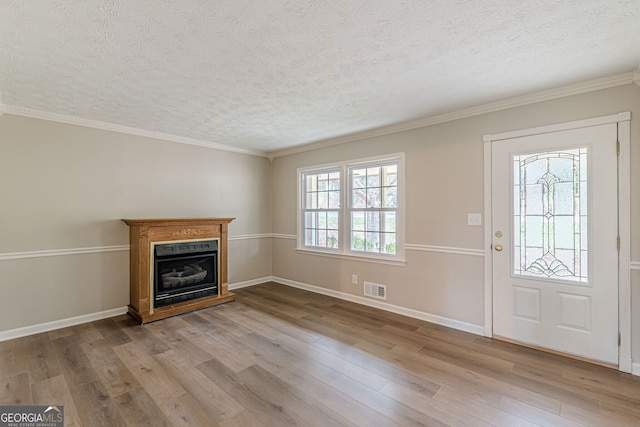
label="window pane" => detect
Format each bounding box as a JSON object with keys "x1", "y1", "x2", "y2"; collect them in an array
[
  {"x1": 365, "y1": 211, "x2": 380, "y2": 232},
  {"x1": 318, "y1": 211, "x2": 327, "y2": 228},
  {"x1": 305, "y1": 212, "x2": 316, "y2": 228},
  {"x1": 306, "y1": 175, "x2": 317, "y2": 192},
  {"x1": 318, "y1": 192, "x2": 328, "y2": 209},
  {"x1": 383, "y1": 187, "x2": 397, "y2": 207},
  {"x1": 352, "y1": 231, "x2": 365, "y2": 250},
  {"x1": 366, "y1": 231, "x2": 380, "y2": 252},
  {"x1": 352, "y1": 169, "x2": 366, "y2": 188},
  {"x1": 384, "y1": 165, "x2": 397, "y2": 186},
  {"x1": 306, "y1": 193, "x2": 316, "y2": 209},
  {"x1": 318, "y1": 174, "x2": 328, "y2": 191},
  {"x1": 352, "y1": 189, "x2": 366, "y2": 208},
  {"x1": 383, "y1": 212, "x2": 396, "y2": 232},
  {"x1": 317, "y1": 230, "x2": 327, "y2": 247},
  {"x1": 382, "y1": 233, "x2": 396, "y2": 254},
  {"x1": 327, "y1": 211, "x2": 339, "y2": 229},
  {"x1": 367, "y1": 167, "x2": 380, "y2": 187},
  {"x1": 329, "y1": 178, "x2": 340, "y2": 191},
  {"x1": 327, "y1": 230, "x2": 339, "y2": 248},
  {"x1": 352, "y1": 211, "x2": 365, "y2": 231},
  {"x1": 329, "y1": 191, "x2": 340, "y2": 209},
  {"x1": 366, "y1": 188, "x2": 381, "y2": 208}
]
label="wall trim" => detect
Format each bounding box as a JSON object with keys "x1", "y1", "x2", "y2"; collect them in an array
[
  {"x1": 270, "y1": 276, "x2": 484, "y2": 336},
  {"x1": 0, "y1": 307, "x2": 128, "y2": 342},
  {"x1": 270, "y1": 72, "x2": 634, "y2": 158},
  {"x1": 0, "y1": 234, "x2": 276, "y2": 261},
  {"x1": 228, "y1": 234, "x2": 272, "y2": 241},
  {"x1": 0, "y1": 104, "x2": 267, "y2": 158},
  {"x1": 632, "y1": 362, "x2": 640, "y2": 376},
  {"x1": 0, "y1": 245, "x2": 130, "y2": 261},
  {"x1": 630, "y1": 262, "x2": 640, "y2": 271},
  {"x1": 405, "y1": 244, "x2": 485, "y2": 257},
  {"x1": 272, "y1": 233, "x2": 297, "y2": 240}
]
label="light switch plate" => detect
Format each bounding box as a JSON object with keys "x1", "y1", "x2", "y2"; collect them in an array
[{"x1": 468, "y1": 213, "x2": 482, "y2": 226}]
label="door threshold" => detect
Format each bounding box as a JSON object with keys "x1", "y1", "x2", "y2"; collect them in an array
[{"x1": 493, "y1": 335, "x2": 618, "y2": 370}]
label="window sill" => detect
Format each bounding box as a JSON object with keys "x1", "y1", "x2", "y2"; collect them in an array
[{"x1": 295, "y1": 247, "x2": 406, "y2": 266}]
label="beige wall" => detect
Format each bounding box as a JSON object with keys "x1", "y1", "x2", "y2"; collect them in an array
[
  {"x1": 0, "y1": 115, "x2": 272, "y2": 331},
  {"x1": 272, "y1": 84, "x2": 640, "y2": 360}
]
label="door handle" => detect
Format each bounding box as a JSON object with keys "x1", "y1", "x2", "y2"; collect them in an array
[{"x1": 495, "y1": 244, "x2": 503, "y2": 252}]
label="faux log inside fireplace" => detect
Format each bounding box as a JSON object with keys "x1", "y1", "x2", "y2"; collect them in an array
[{"x1": 121, "y1": 218, "x2": 235, "y2": 323}]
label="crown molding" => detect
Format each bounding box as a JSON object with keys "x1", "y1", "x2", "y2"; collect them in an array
[
  {"x1": 269, "y1": 71, "x2": 635, "y2": 158},
  {"x1": 0, "y1": 104, "x2": 268, "y2": 158}
]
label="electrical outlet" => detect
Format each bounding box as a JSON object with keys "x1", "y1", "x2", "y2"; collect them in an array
[{"x1": 351, "y1": 274, "x2": 358, "y2": 284}]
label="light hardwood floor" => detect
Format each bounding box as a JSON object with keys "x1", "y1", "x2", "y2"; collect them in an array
[{"x1": 1, "y1": 282, "x2": 639, "y2": 426}]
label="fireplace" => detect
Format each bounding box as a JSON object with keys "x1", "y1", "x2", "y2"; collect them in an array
[
  {"x1": 153, "y1": 240, "x2": 218, "y2": 307},
  {"x1": 122, "y1": 218, "x2": 235, "y2": 324}
]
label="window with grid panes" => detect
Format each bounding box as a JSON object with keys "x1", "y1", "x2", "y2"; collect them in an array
[
  {"x1": 298, "y1": 154, "x2": 404, "y2": 261},
  {"x1": 301, "y1": 169, "x2": 341, "y2": 249},
  {"x1": 349, "y1": 163, "x2": 398, "y2": 255}
]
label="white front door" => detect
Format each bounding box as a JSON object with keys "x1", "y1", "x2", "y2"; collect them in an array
[{"x1": 491, "y1": 123, "x2": 619, "y2": 364}]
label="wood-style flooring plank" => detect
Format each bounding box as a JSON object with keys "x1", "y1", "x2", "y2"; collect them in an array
[
  {"x1": 51, "y1": 335, "x2": 100, "y2": 386},
  {"x1": 113, "y1": 387, "x2": 173, "y2": 427},
  {"x1": 112, "y1": 341, "x2": 185, "y2": 405},
  {"x1": 81, "y1": 338, "x2": 141, "y2": 397},
  {"x1": 154, "y1": 349, "x2": 245, "y2": 424},
  {"x1": 197, "y1": 357, "x2": 313, "y2": 427},
  {"x1": 0, "y1": 372, "x2": 32, "y2": 405},
  {"x1": 19, "y1": 333, "x2": 62, "y2": 383},
  {"x1": 161, "y1": 392, "x2": 222, "y2": 427},
  {"x1": 70, "y1": 379, "x2": 126, "y2": 427},
  {"x1": 30, "y1": 375, "x2": 82, "y2": 426},
  {"x1": 330, "y1": 373, "x2": 449, "y2": 427}
]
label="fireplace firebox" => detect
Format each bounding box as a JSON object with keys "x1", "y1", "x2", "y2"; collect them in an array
[{"x1": 153, "y1": 240, "x2": 218, "y2": 307}]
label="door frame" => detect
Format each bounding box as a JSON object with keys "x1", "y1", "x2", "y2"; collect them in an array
[{"x1": 482, "y1": 112, "x2": 631, "y2": 372}]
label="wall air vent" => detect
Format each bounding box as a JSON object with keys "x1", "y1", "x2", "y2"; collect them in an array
[{"x1": 364, "y1": 281, "x2": 387, "y2": 300}]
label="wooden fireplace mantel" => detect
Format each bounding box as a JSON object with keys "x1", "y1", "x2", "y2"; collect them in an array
[{"x1": 121, "y1": 218, "x2": 235, "y2": 323}]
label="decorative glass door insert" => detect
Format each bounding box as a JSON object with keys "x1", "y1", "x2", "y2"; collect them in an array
[{"x1": 513, "y1": 148, "x2": 588, "y2": 283}]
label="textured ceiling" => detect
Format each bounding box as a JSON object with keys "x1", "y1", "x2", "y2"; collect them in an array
[{"x1": 1, "y1": 1, "x2": 639, "y2": 154}]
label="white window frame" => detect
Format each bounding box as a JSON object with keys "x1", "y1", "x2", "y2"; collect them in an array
[{"x1": 297, "y1": 153, "x2": 405, "y2": 266}]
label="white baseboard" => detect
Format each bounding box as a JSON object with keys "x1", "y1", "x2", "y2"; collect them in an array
[
  {"x1": 228, "y1": 277, "x2": 275, "y2": 290},
  {"x1": 619, "y1": 356, "x2": 633, "y2": 374},
  {"x1": 632, "y1": 362, "x2": 640, "y2": 376},
  {"x1": 269, "y1": 276, "x2": 484, "y2": 336},
  {"x1": 0, "y1": 306, "x2": 128, "y2": 342}
]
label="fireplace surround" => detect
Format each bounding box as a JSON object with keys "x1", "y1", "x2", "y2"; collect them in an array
[{"x1": 122, "y1": 218, "x2": 235, "y2": 323}]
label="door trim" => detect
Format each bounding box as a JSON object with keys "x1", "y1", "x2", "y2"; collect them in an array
[{"x1": 483, "y1": 112, "x2": 631, "y2": 372}]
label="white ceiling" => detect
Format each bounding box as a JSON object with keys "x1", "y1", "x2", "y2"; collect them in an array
[{"x1": 1, "y1": 1, "x2": 639, "y2": 155}]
